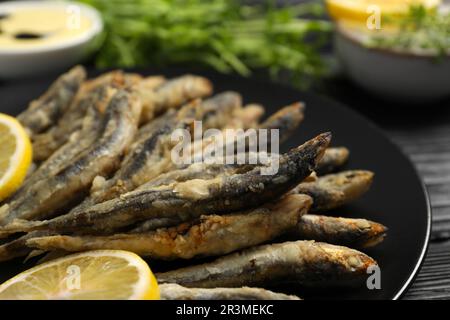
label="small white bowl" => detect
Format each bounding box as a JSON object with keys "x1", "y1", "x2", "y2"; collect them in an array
[
  {"x1": 335, "y1": 24, "x2": 450, "y2": 103},
  {"x1": 0, "y1": 1, "x2": 103, "y2": 79}
]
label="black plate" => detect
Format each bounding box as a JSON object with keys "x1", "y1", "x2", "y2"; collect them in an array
[{"x1": 0, "y1": 68, "x2": 431, "y2": 300}]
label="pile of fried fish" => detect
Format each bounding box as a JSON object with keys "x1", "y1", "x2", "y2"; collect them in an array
[{"x1": 0, "y1": 66, "x2": 387, "y2": 300}]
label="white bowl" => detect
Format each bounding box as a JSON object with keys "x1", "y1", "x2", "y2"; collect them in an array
[
  {"x1": 335, "y1": 25, "x2": 450, "y2": 103},
  {"x1": 0, "y1": 1, "x2": 103, "y2": 79}
]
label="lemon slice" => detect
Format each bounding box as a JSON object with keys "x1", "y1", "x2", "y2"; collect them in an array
[
  {"x1": 326, "y1": 0, "x2": 441, "y2": 23},
  {"x1": 0, "y1": 113, "x2": 32, "y2": 202},
  {"x1": 0, "y1": 250, "x2": 160, "y2": 300}
]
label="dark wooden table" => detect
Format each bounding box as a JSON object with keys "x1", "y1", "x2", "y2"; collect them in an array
[{"x1": 322, "y1": 77, "x2": 450, "y2": 300}]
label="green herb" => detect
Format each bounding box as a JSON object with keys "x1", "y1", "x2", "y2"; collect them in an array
[
  {"x1": 79, "y1": 0, "x2": 331, "y2": 88},
  {"x1": 369, "y1": 4, "x2": 450, "y2": 57}
]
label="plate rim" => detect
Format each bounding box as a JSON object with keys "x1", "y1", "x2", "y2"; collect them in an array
[{"x1": 392, "y1": 167, "x2": 432, "y2": 300}]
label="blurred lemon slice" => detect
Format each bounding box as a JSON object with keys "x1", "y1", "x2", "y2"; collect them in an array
[
  {"x1": 326, "y1": 0, "x2": 441, "y2": 23},
  {"x1": 0, "y1": 113, "x2": 32, "y2": 202},
  {"x1": 0, "y1": 250, "x2": 160, "y2": 300}
]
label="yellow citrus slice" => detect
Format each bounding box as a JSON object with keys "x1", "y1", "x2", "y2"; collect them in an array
[
  {"x1": 326, "y1": 0, "x2": 441, "y2": 23},
  {"x1": 0, "y1": 113, "x2": 32, "y2": 202},
  {"x1": 0, "y1": 250, "x2": 160, "y2": 300}
]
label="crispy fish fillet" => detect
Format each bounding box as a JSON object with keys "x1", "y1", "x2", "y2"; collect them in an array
[
  {"x1": 17, "y1": 66, "x2": 86, "y2": 135},
  {"x1": 293, "y1": 170, "x2": 374, "y2": 212},
  {"x1": 31, "y1": 71, "x2": 129, "y2": 161},
  {"x1": 140, "y1": 74, "x2": 213, "y2": 123},
  {"x1": 0, "y1": 89, "x2": 141, "y2": 224},
  {"x1": 315, "y1": 147, "x2": 350, "y2": 175},
  {"x1": 3, "y1": 133, "x2": 330, "y2": 235},
  {"x1": 26, "y1": 194, "x2": 312, "y2": 259},
  {"x1": 156, "y1": 240, "x2": 377, "y2": 288},
  {"x1": 159, "y1": 284, "x2": 301, "y2": 300},
  {"x1": 289, "y1": 214, "x2": 387, "y2": 248}
]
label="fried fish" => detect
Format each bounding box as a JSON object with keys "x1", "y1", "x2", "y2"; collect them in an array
[
  {"x1": 0, "y1": 89, "x2": 141, "y2": 224},
  {"x1": 159, "y1": 284, "x2": 301, "y2": 300},
  {"x1": 31, "y1": 71, "x2": 133, "y2": 161},
  {"x1": 26, "y1": 194, "x2": 312, "y2": 259},
  {"x1": 315, "y1": 147, "x2": 350, "y2": 175},
  {"x1": 140, "y1": 74, "x2": 213, "y2": 123},
  {"x1": 258, "y1": 103, "x2": 304, "y2": 144},
  {"x1": 156, "y1": 240, "x2": 377, "y2": 288},
  {"x1": 1, "y1": 133, "x2": 330, "y2": 235},
  {"x1": 17, "y1": 66, "x2": 86, "y2": 136},
  {"x1": 293, "y1": 170, "x2": 374, "y2": 212},
  {"x1": 289, "y1": 214, "x2": 387, "y2": 248},
  {"x1": 71, "y1": 92, "x2": 242, "y2": 212}
]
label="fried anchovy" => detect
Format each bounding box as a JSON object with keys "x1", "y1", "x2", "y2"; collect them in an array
[
  {"x1": 136, "y1": 75, "x2": 166, "y2": 94},
  {"x1": 26, "y1": 194, "x2": 312, "y2": 259},
  {"x1": 316, "y1": 147, "x2": 350, "y2": 175},
  {"x1": 72, "y1": 92, "x2": 242, "y2": 212},
  {"x1": 26, "y1": 92, "x2": 109, "y2": 183},
  {"x1": 31, "y1": 71, "x2": 132, "y2": 161},
  {"x1": 128, "y1": 160, "x2": 261, "y2": 230},
  {"x1": 17, "y1": 66, "x2": 86, "y2": 135},
  {"x1": 0, "y1": 89, "x2": 141, "y2": 224},
  {"x1": 0, "y1": 231, "x2": 49, "y2": 262},
  {"x1": 258, "y1": 103, "x2": 304, "y2": 144},
  {"x1": 288, "y1": 214, "x2": 387, "y2": 248},
  {"x1": 156, "y1": 240, "x2": 377, "y2": 288},
  {"x1": 140, "y1": 74, "x2": 213, "y2": 123},
  {"x1": 65, "y1": 104, "x2": 188, "y2": 213},
  {"x1": 159, "y1": 284, "x2": 301, "y2": 300},
  {"x1": 136, "y1": 161, "x2": 253, "y2": 192},
  {"x1": 68, "y1": 99, "x2": 198, "y2": 212},
  {"x1": 72, "y1": 110, "x2": 180, "y2": 212},
  {"x1": 293, "y1": 170, "x2": 374, "y2": 212},
  {"x1": 222, "y1": 103, "x2": 304, "y2": 152},
  {"x1": 185, "y1": 103, "x2": 303, "y2": 165},
  {"x1": 4, "y1": 87, "x2": 116, "y2": 206},
  {"x1": 3, "y1": 133, "x2": 330, "y2": 235},
  {"x1": 197, "y1": 91, "x2": 242, "y2": 130},
  {"x1": 227, "y1": 104, "x2": 265, "y2": 129}
]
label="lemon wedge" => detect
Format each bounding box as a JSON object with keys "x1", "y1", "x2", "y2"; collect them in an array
[
  {"x1": 326, "y1": 0, "x2": 441, "y2": 23},
  {"x1": 0, "y1": 113, "x2": 32, "y2": 202},
  {"x1": 0, "y1": 250, "x2": 160, "y2": 300}
]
